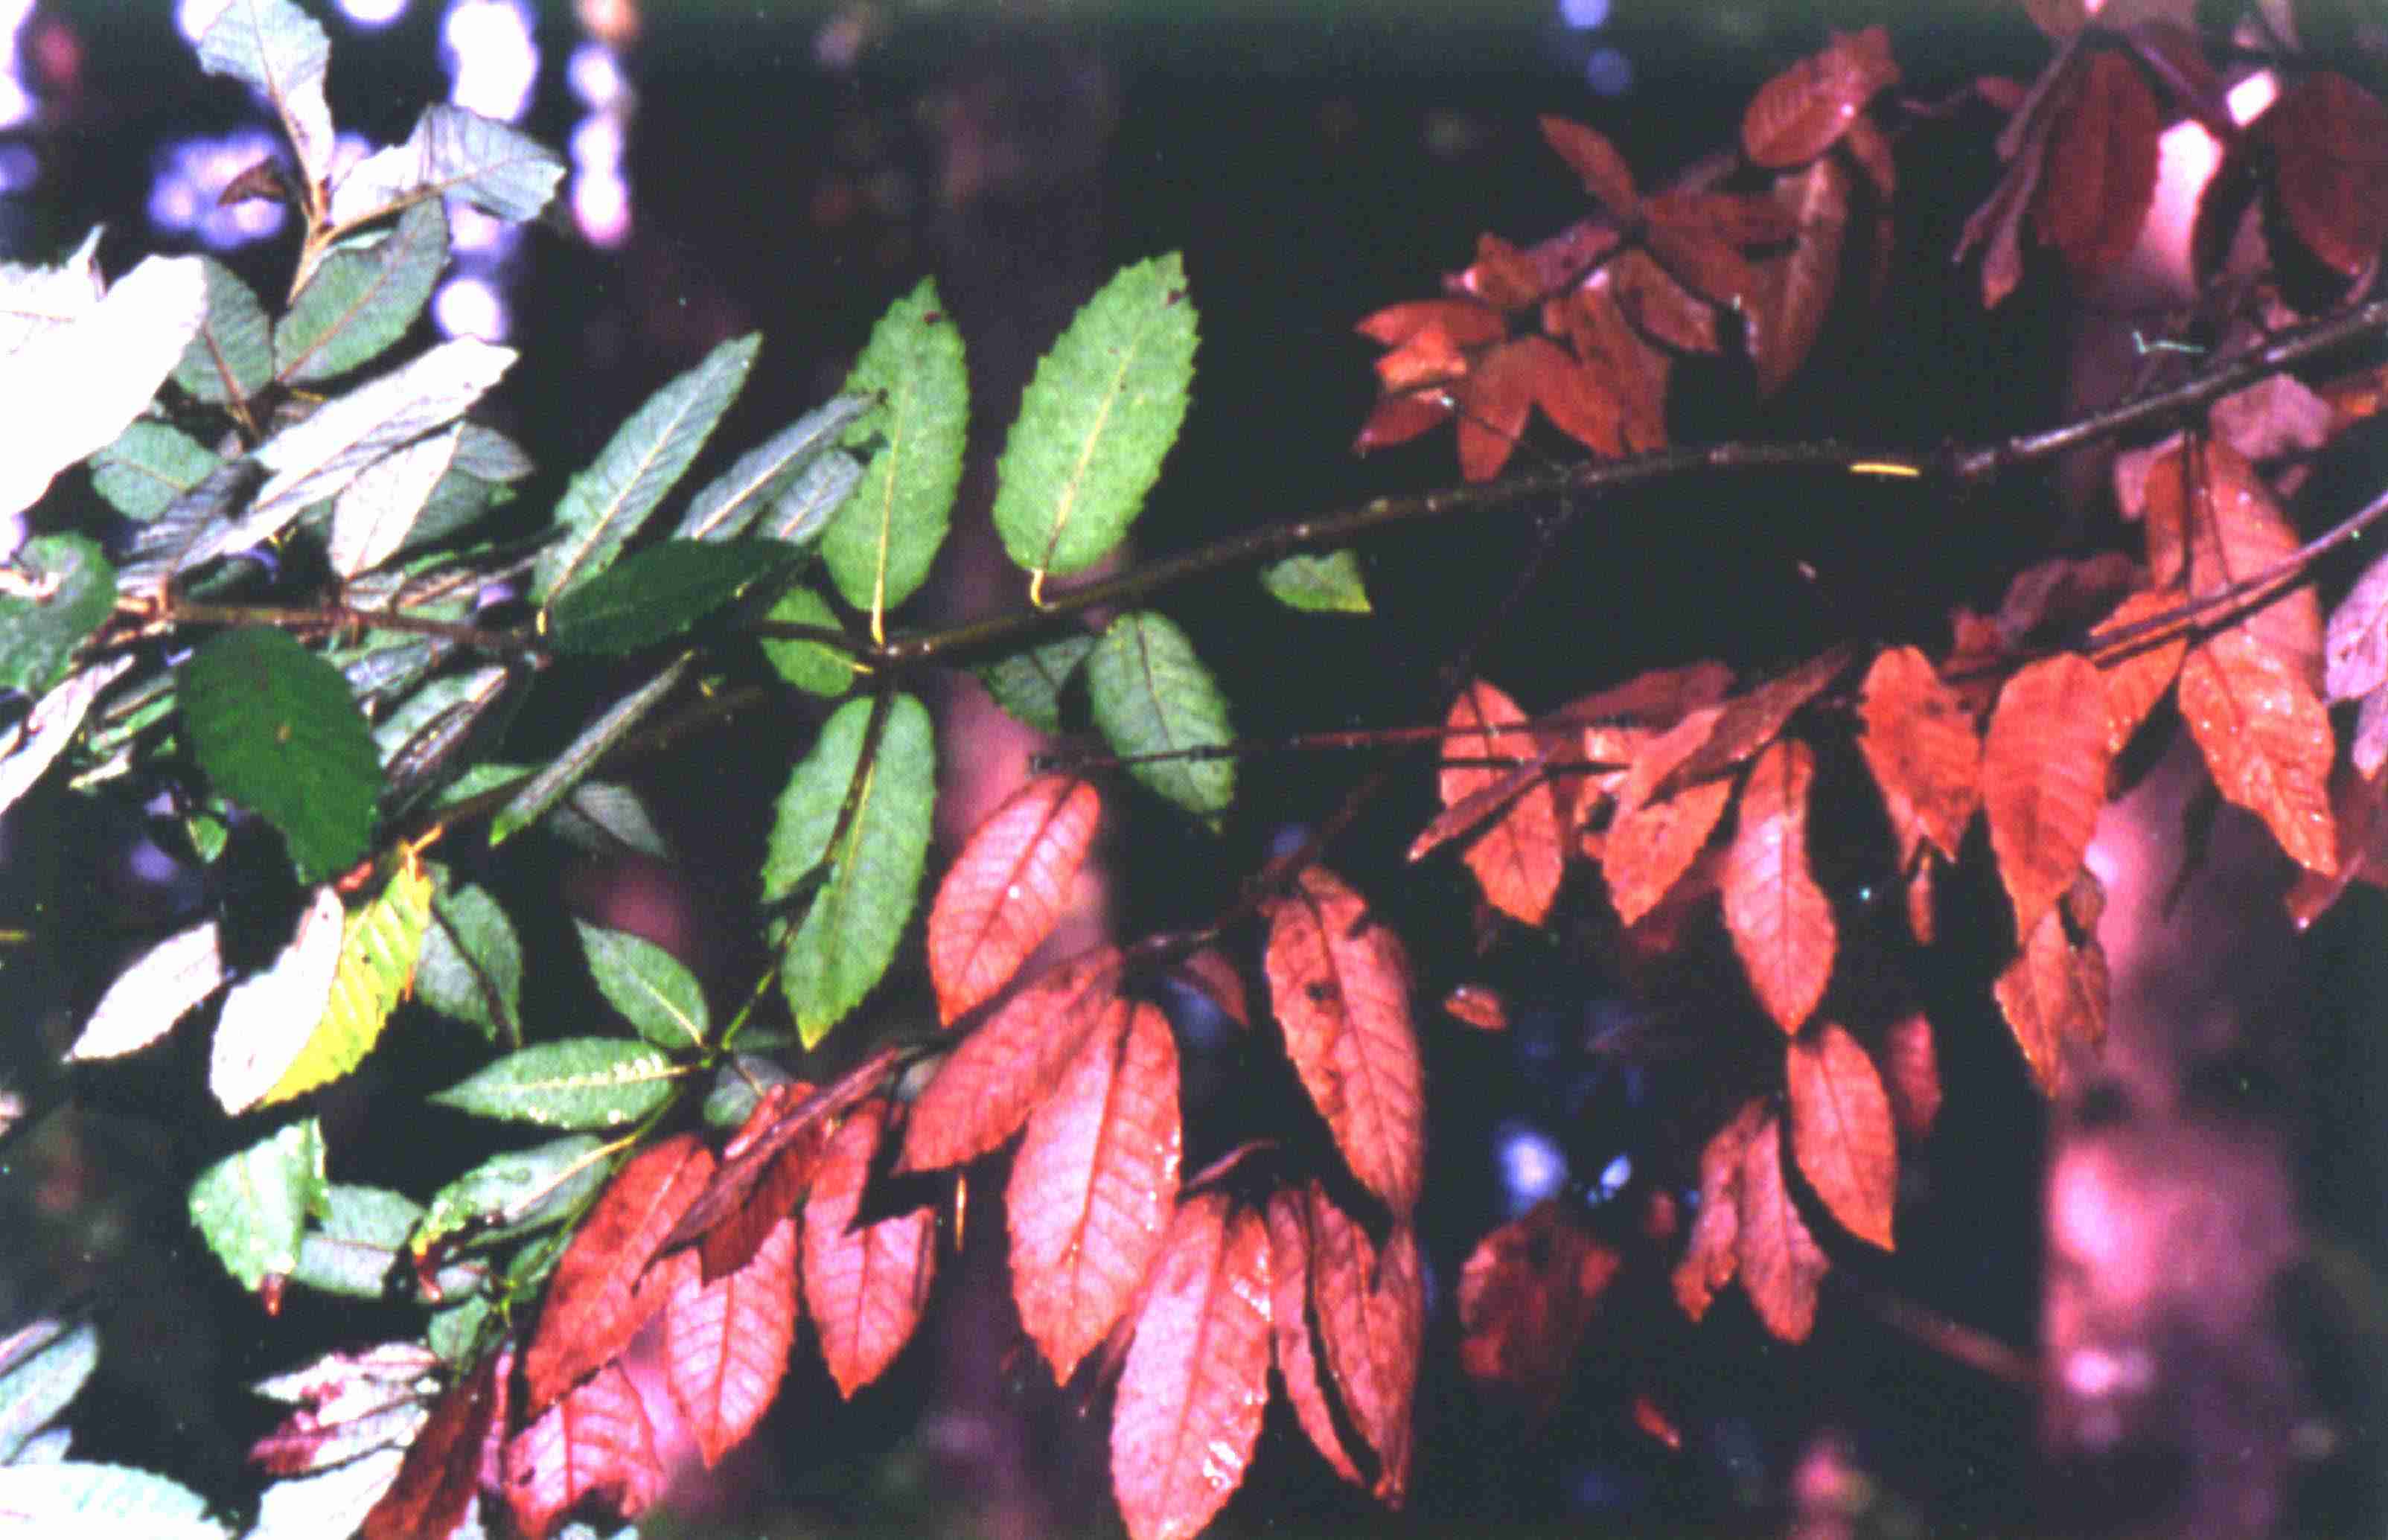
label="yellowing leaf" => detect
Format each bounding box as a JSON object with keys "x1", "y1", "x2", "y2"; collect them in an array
[{"x1": 261, "y1": 860, "x2": 434, "y2": 1106}]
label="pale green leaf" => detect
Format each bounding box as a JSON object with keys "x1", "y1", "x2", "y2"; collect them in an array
[
  {"x1": 992, "y1": 252, "x2": 1196, "y2": 578},
  {"x1": 1261, "y1": 549, "x2": 1372, "y2": 613},
  {"x1": 412, "y1": 1134, "x2": 607, "y2": 1252},
  {"x1": 328, "y1": 424, "x2": 462, "y2": 578},
  {"x1": 0, "y1": 1320, "x2": 97, "y2": 1465},
  {"x1": 180, "y1": 627, "x2": 382, "y2": 881},
  {"x1": 67, "y1": 916, "x2": 225, "y2": 1063},
  {"x1": 759, "y1": 585, "x2": 855, "y2": 698},
  {"x1": 328, "y1": 103, "x2": 564, "y2": 229},
  {"x1": 490, "y1": 653, "x2": 691, "y2": 846},
  {"x1": 209, "y1": 886, "x2": 344, "y2": 1114},
  {"x1": 676, "y1": 394, "x2": 871, "y2": 543},
  {"x1": 576, "y1": 920, "x2": 708, "y2": 1050},
  {"x1": 429, "y1": 1038, "x2": 680, "y2": 1128},
  {"x1": 532, "y1": 334, "x2": 760, "y2": 604},
  {"x1": 0, "y1": 227, "x2": 100, "y2": 357},
  {"x1": 0, "y1": 656, "x2": 134, "y2": 821},
  {"x1": 0, "y1": 534, "x2": 115, "y2": 694},
  {"x1": 274, "y1": 198, "x2": 448, "y2": 386},
  {"x1": 415, "y1": 875, "x2": 522, "y2": 1041},
  {"x1": 546, "y1": 781, "x2": 671, "y2": 860},
  {"x1": 169, "y1": 257, "x2": 272, "y2": 409},
  {"x1": 290, "y1": 1185, "x2": 423, "y2": 1299},
  {"x1": 194, "y1": 0, "x2": 334, "y2": 193},
  {"x1": 820, "y1": 281, "x2": 966, "y2": 628},
  {"x1": 246, "y1": 1447, "x2": 406, "y2": 1540},
  {"x1": 1087, "y1": 611, "x2": 1235, "y2": 819},
  {"x1": 975, "y1": 633, "x2": 1096, "y2": 734},
  {"x1": 0, "y1": 1463, "x2": 228, "y2": 1538},
  {"x1": 188, "y1": 1115, "x2": 327, "y2": 1292},
  {"x1": 89, "y1": 420, "x2": 222, "y2": 522}
]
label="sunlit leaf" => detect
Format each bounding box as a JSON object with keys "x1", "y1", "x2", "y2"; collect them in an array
[
  {"x1": 502, "y1": 1363, "x2": 664, "y2": 1540},
  {"x1": 759, "y1": 585, "x2": 854, "y2": 698},
  {"x1": 1456, "y1": 1198, "x2": 1619, "y2": 1419},
  {"x1": 275, "y1": 198, "x2": 448, "y2": 386},
  {"x1": 2141, "y1": 436, "x2": 2321, "y2": 687},
  {"x1": 803, "y1": 1100, "x2": 936, "y2": 1396},
  {"x1": 1649, "y1": 645, "x2": 1853, "y2": 801},
  {"x1": 329, "y1": 103, "x2": 566, "y2": 230},
  {"x1": 1088, "y1": 611, "x2": 1236, "y2": 820},
  {"x1": 1857, "y1": 645, "x2": 1979, "y2": 863},
  {"x1": 1306, "y1": 1186, "x2": 1423, "y2": 1503},
  {"x1": 248, "y1": 1341, "x2": 435, "y2": 1477},
  {"x1": 210, "y1": 886, "x2": 345, "y2": 1115},
  {"x1": 189, "y1": 1116, "x2": 327, "y2": 1294},
  {"x1": 290, "y1": 1185, "x2": 445, "y2": 1300},
  {"x1": 0, "y1": 1462, "x2": 228, "y2": 1538},
  {"x1": 677, "y1": 394, "x2": 872, "y2": 543},
  {"x1": 1265, "y1": 866, "x2": 1424, "y2": 1215},
  {"x1": 928, "y1": 775, "x2": 1102, "y2": 1023},
  {"x1": 1009, "y1": 1002, "x2": 1181, "y2": 1384},
  {"x1": 491, "y1": 654, "x2": 692, "y2": 846},
  {"x1": 1721, "y1": 739, "x2": 1836, "y2": 1034},
  {"x1": 547, "y1": 538, "x2": 799, "y2": 656},
  {"x1": 576, "y1": 920, "x2": 709, "y2": 1052},
  {"x1": 993, "y1": 253, "x2": 1197, "y2": 581},
  {"x1": 1440, "y1": 680, "x2": 1565, "y2": 926},
  {"x1": 534, "y1": 334, "x2": 760, "y2": 605},
  {"x1": 2180, "y1": 627, "x2": 2338, "y2": 874},
  {"x1": 2092, "y1": 589, "x2": 2186, "y2": 755},
  {"x1": 2327, "y1": 546, "x2": 2388, "y2": 705},
  {"x1": 415, "y1": 876, "x2": 522, "y2": 1041},
  {"x1": 900, "y1": 948, "x2": 1124, "y2": 1171},
  {"x1": 90, "y1": 419, "x2": 223, "y2": 522},
  {"x1": 257, "y1": 860, "x2": 433, "y2": 1106},
  {"x1": 665, "y1": 1044, "x2": 900, "y2": 1253},
  {"x1": 412, "y1": 1134, "x2": 607, "y2": 1255},
  {"x1": 169, "y1": 256, "x2": 271, "y2": 409},
  {"x1": 765, "y1": 693, "x2": 936, "y2": 1047},
  {"x1": 1602, "y1": 705, "x2": 1732, "y2": 927},
  {"x1": 1260, "y1": 550, "x2": 1372, "y2": 614},
  {"x1": 663, "y1": 1214, "x2": 796, "y2": 1466},
  {"x1": 431, "y1": 1038, "x2": 679, "y2": 1131},
  {"x1": 1109, "y1": 1192, "x2": 1271, "y2": 1540},
  {"x1": 1786, "y1": 1023, "x2": 1896, "y2": 1249},
  {"x1": 0, "y1": 1320, "x2": 97, "y2": 1465},
  {"x1": 1993, "y1": 877, "x2": 2107, "y2": 1096},
  {"x1": 1736, "y1": 1108, "x2": 1828, "y2": 1342},
  {"x1": 1982, "y1": 653, "x2": 2110, "y2": 940},
  {"x1": 327, "y1": 424, "x2": 462, "y2": 578},
  {"x1": 821, "y1": 279, "x2": 967, "y2": 629},
  {"x1": 193, "y1": 0, "x2": 333, "y2": 194},
  {"x1": 182, "y1": 628, "x2": 381, "y2": 881}
]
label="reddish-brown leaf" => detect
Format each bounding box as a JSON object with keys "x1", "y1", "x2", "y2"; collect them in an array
[
  {"x1": 2256, "y1": 72, "x2": 2388, "y2": 278},
  {"x1": 1440, "y1": 680, "x2": 1566, "y2": 924},
  {"x1": 700, "y1": 1127, "x2": 825, "y2": 1283},
  {"x1": 1736, "y1": 1109, "x2": 1830, "y2": 1343},
  {"x1": 2212, "y1": 373, "x2": 2339, "y2": 465},
  {"x1": 1539, "y1": 114, "x2": 1638, "y2": 212},
  {"x1": 898, "y1": 948, "x2": 1124, "y2": 1172},
  {"x1": 1723, "y1": 740, "x2": 1836, "y2": 1034},
  {"x1": 362, "y1": 1348, "x2": 505, "y2": 1540},
  {"x1": 1527, "y1": 334, "x2": 1632, "y2": 461},
  {"x1": 502, "y1": 1363, "x2": 665, "y2": 1540},
  {"x1": 1307, "y1": 1186, "x2": 1425, "y2": 1504},
  {"x1": 2091, "y1": 589, "x2": 2188, "y2": 757},
  {"x1": 1353, "y1": 298, "x2": 1507, "y2": 351},
  {"x1": 1650, "y1": 645, "x2": 1855, "y2": 801},
  {"x1": 1009, "y1": 1001, "x2": 1182, "y2": 1384},
  {"x1": 928, "y1": 776, "x2": 1103, "y2": 1025},
  {"x1": 1844, "y1": 112, "x2": 1897, "y2": 199},
  {"x1": 1603, "y1": 705, "x2": 1734, "y2": 927},
  {"x1": 1460, "y1": 233, "x2": 1547, "y2": 312},
  {"x1": 663, "y1": 1214, "x2": 796, "y2": 1468},
  {"x1": 2031, "y1": 50, "x2": 2162, "y2": 275},
  {"x1": 665, "y1": 1045, "x2": 900, "y2": 1251},
  {"x1": 1265, "y1": 867, "x2": 1426, "y2": 1217},
  {"x1": 1880, "y1": 1012, "x2": 1944, "y2": 1140},
  {"x1": 1265, "y1": 1189, "x2": 1364, "y2": 1488},
  {"x1": 1673, "y1": 1099, "x2": 1767, "y2": 1322},
  {"x1": 1644, "y1": 214, "x2": 1766, "y2": 316},
  {"x1": 1982, "y1": 654, "x2": 2113, "y2": 940},
  {"x1": 1857, "y1": 645, "x2": 1981, "y2": 863},
  {"x1": 1992, "y1": 880, "x2": 2108, "y2": 1096},
  {"x1": 525, "y1": 1134, "x2": 715, "y2": 1413},
  {"x1": 1609, "y1": 247, "x2": 1720, "y2": 355},
  {"x1": 1559, "y1": 659, "x2": 1737, "y2": 732},
  {"x1": 1749, "y1": 156, "x2": 1851, "y2": 397},
  {"x1": 1173, "y1": 948, "x2": 1250, "y2": 1030},
  {"x1": 804, "y1": 1100, "x2": 936, "y2": 1397},
  {"x1": 1741, "y1": 25, "x2": 1900, "y2": 168},
  {"x1": 1631, "y1": 1393, "x2": 1686, "y2": 1451},
  {"x1": 1443, "y1": 983, "x2": 1510, "y2": 1032},
  {"x1": 2142, "y1": 435, "x2": 2322, "y2": 686},
  {"x1": 1353, "y1": 390, "x2": 1455, "y2": 454},
  {"x1": 1786, "y1": 1023, "x2": 1897, "y2": 1250},
  {"x1": 2178, "y1": 627, "x2": 2339, "y2": 875},
  {"x1": 1110, "y1": 1194, "x2": 1273, "y2": 1540},
  {"x1": 1455, "y1": 341, "x2": 1537, "y2": 482},
  {"x1": 1455, "y1": 1198, "x2": 1621, "y2": 1419},
  {"x1": 1551, "y1": 278, "x2": 1667, "y2": 453}
]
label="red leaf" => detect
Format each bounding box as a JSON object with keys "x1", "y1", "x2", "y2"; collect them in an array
[
  {"x1": 928, "y1": 776, "x2": 1103, "y2": 1024},
  {"x1": 1672, "y1": 1099, "x2": 1766, "y2": 1322},
  {"x1": 1880, "y1": 1012, "x2": 1944, "y2": 1140},
  {"x1": 700, "y1": 1127, "x2": 825, "y2": 1283},
  {"x1": 1650, "y1": 644, "x2": 1855, "y2": 802},
  {"x1": 1440, "y1": 680, "x2": 1565, "y2": 924},
  {"x1": 1722, "y1": 739, "x2": 1837, "y2": 1034},
  {"x1": 1603, "y1": 705, "x2": 1734, "y2": 927},
  {"x1": 1609, "y1": 247, "x2": 1720, "y2": 355},
  {"x1": 1443, "y1": 983, "x2": 1510, "y2": 1032},
  {"x1": 1353, "y1": 298, "x2": 1505, "y2": 350},
  {"x1": 1786, "y1": 1023, "x2": 1897, "y2": 1250},
  {"x1": 1009, "y1": 1000, "x2": 1182, "y2": 1384},
  {"x1": 249, "y1": 1342, "x2": 440, "y2": 1477},
  {"x1": 664, "y1": 1044, "x2": 899, "y2": 1252},
  {"x1": 1551, "y1": 278, "x2": 1666, "y2": 453},
  {"x1": 362, "y1": 1349, "x2": 505, "y2": 1540},
  {"x1": 2031, "y1": 50, "x2": 2162, "y2": 275},
  {"x1": 2141, "y1": 432, "x2": 2323, "y2": 688},
  {"x1": 525, "y1": 1134, "x2": 715, "y2": 1413},
  {"x1": 1749, "y1": 156, "x2": 1852, "y2": 397},
  {"x1": 1306, "y1": 1186, "x2": 1425, "y2": 1504},
  {"x1": 1643, "y1": 214, "x2": 1766, "y2": 316},
  {"x1": 1740, "y1": 25, "x2": 1900, "y2": 168},
  {"x1": 1456, "y1": 339, "x2": 1538, "y2": 482},
  {"x1": 803, "y1": 1099, "x2": 936, "y2": 1397},
  {"x1": 1458, "y1": 233, "x2": 1548, "y2": 312},
  {"x1": 1265, "y1": 1189, "x2": 1364, "y2": 1488},
  {"x1": 1737, "y1": 1109, "x2": 1830, "y2": 1343},
  {"x1": 1264, "y1": 867, "x2": 1426, "y2": 1216},
  {"x1": 1982, "y1": 654, "x2": 2113, "y2": 940},
  {"x1": 1538, "y1": 115, "x2": 1638, "y2": 212},
  {"x1": 1110, "y1": 1193, "x2": 1273, "y2": 1540},
  {"x1": 1523, "y1": 333, "x2": 1630, "y2": 461},
  {"x1": 1559, "y1": 659, "x2": 1736, "y2": 732},
  {"x1": 1857, "y1": 645, "x2": 1981, "y2": 863},
  {"x1": 899, "y1": 948, "x2": 1124, "y2": 1172},
  {"x1": 503, "y1": 1363, "x2": 665, "y2": 1540},
  {"x1": 2091, "y1": 589, "x2": 2188, "y2": 757},
  {"x1": 1631, "y1": 1393, "x2": 1685, "y2": 1451},
  {"x1": 1455, "y1": 1198, "x2": 1620, "y2": 1419},
  {"x1": 2179, "y1": 628, "x2": 2339, "y2": 875},
  {"x1": 664, "y1": 1214, "x2": 797, "y2": 1467},
  {"x1": 1353, "y1": 390, "x2": 1453, "y2": 453},
  {"x1": 2255, "y1": 72, "x2": 2388, "y2": 278},
  {"x1": 1992, "y1": 878, "x2": 2107, "y2": 1096}
]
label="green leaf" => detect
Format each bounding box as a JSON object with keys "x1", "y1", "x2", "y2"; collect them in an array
[
  {"x1": 974, "y1": 633, "x2": 1096, "y2": 734},
  {"x1": 415, "y1": 875, "x2": 522, "y2": 1041},
  {"x1": 702, "y1": 1055, "x2": 794, "y2": 1129},
  {"x1": 0, "y1": 534, "x2": 114, "y2": 695},
  {"x1": 328, "y1": 424, "x2": 463, "y2": 578},
  {"x1": 181, "y1": 627, "x2": 382, "y2": 880},
  {"x1": 1088, "y1": 611, "x2": 1235, "y2": 819},
  {"x1": 170, "y1": 258, "x2": 272, "y2": 409},
  {"x1": 429, "y1": 1038, "x2": 680, "y2": 1129},
  {"x1": 275, "y1": 197, "x2": 448, "y2": 386},
  {"x1": 545, "y1": 781, "x2": 670, "y2": 859},
  {"x1": 763, "y1": 693, "x2": 936, "y2": 1046},
  {"x1": 188, "y1": 1116, "x2": 328, "y2": 1292},
  {"x1": 576, "y1": 921, "x2": 709, "y2": 1050},
  {"x1": 676, "y1": 394, "x2": 872, "y2": 543},
  {"x1": 532, "y1": 334, "x2": 760, "y2": 604},
  {"x1": 821, "y1": 280, "x2": 966, "y2": 629},
  {"x1": 376, "y1": 663, "x2": 515, "y2": 808},
  {"x1": 89, "y1": 420, "x2": 223, "y2": 522},
  {"x1": 546, "y1": 537, "x2": 799, "y2": 655},
  {"x1": 290, "y1": 1185, "x2": 423, "y2": 1299},
  {"x1": 427, "y1": 1296, "x2": 493, "y2": 1365},
  {"x1": 257, "y1": 861, "x2": 433, "y2": 1106},
  {"x1": 0, "y1": 1320, "x2": 97, "y2": 1464},
  {"x1": 490, "y1": 653, "x2": 691, "y2": 846},
  {"x1": 1261, "y1": 550, "x2": 1372, "y2": 614},
  {"x1": 328, "y1": 103, "x2": 565, "y2": 229},
  {"x1": 992, "y1": 252, "x2": 1197, "y2": 581},
  {"x1": 195, "y1": 0, "x2": 333, "y2": 192},
  {"x1": 0, "y1": 1463, "x2": 228, "y2": 1538},
  {"x1": 0, "y1": 657, "x2": 135, "y2": 821},
  {"x1": 759, "y1": 585, "x2": 855, "y2": 698},
  {"x1": 412, "y1": 1134, "x2": 607, "y2": 1253}
]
